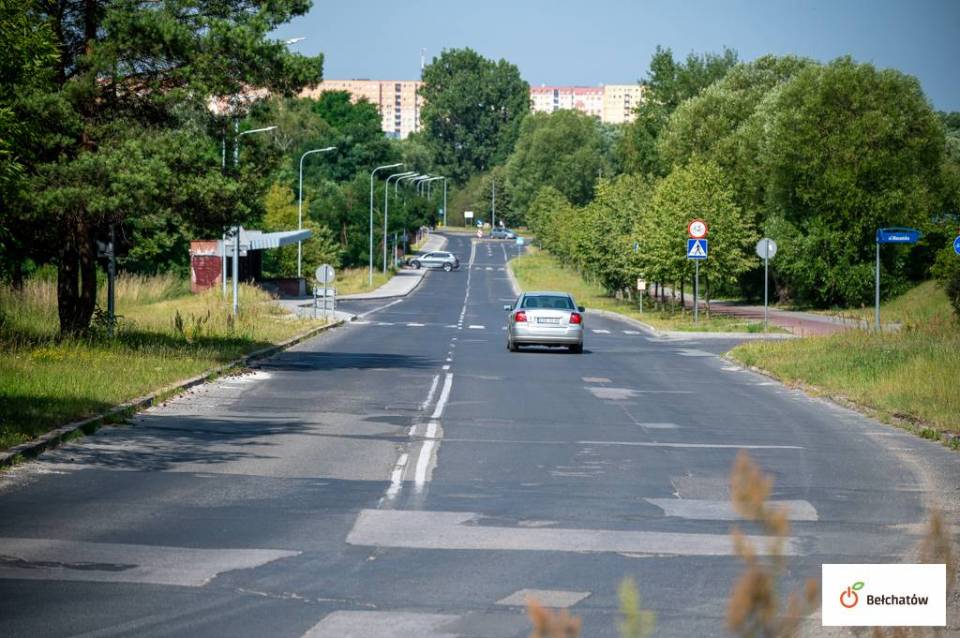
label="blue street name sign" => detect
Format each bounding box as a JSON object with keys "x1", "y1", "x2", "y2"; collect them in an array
[
  {"x1": 954, "y1": 236, "x2": 960, "y2": 255},
  {"x1": 876, "y1": 227, "x2": 921, "y2": 244},
  {"x1": 687, "y1": 238, "x2": 708, "y2": 260}
]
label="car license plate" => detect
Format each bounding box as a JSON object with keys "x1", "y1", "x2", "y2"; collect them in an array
[{"x1": 537, "y1": 317, "x2": 560, "y2": 324}]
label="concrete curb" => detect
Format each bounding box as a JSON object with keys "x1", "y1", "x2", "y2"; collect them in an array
[
  {"x1": 721, "y1": 353, "x2": 960, "y2": 451},
  {"x1": 338, "y1": 234, "x2": 448, "y2": 301},
  {"x1": 0, "y1": 317, "x2": 351, "y2": 469},
  {"x1": 504, "y1": 261, "x2": 796, "y2": 341}
]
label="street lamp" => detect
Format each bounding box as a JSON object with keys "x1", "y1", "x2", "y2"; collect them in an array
[
  {"x1": 383, "y1": 171, "x2": 416, "y2": 273},
  {"x1": 395, "y1": 173, "x2": 421, "y2": 195},
  {"x1": 421, "y1": 176, "x2": 443, "y2": 198},
  {"x1": 370, "y1": 163, "x2": 403, "y2": 285},
  {"x1": 223, "y1": 124, "x2": 277, "y2": 306},
  {"x1": 235, "y1": 125, "x2": 277, "y2": 166},
  {"x1": 414, "y1": 175, "x2": 432, "y2": 195},
  {"x1": 298, "y1": 146, "x2": 336, "y2": 283}
]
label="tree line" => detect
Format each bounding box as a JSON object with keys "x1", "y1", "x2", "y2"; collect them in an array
[{"x1": 3, "y1": 2, "x2": 960, "y2": 336}]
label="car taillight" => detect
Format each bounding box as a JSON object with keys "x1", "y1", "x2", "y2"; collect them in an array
[
  {"x1": 569, "y1": 312, "x2": 582, "y2": 324},
  {"x1": 514, "y1": 311, "x2": 527, "y2": 323}
]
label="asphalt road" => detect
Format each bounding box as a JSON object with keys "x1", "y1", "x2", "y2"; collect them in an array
[{"x1": 1, "y1": 233, "x2": 958, "y2": 637}]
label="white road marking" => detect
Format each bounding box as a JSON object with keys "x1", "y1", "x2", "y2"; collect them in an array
[
  {"x1": 623, "y1": 330, "x2": 641, "y2": 335},
  {"x1": 0, "y1": 538, "x2": 298, "y2": 586},
  {"x1": 645, "y1": 498, "x2": 818, "y2": 521},
  {"x1": 442, "y1": 364, "x2": 450, "y2": 370},
  {"x1": 375, "y1": 322, "x2": 394, "y2": 326},
  {"x1": 351, "y1": 320, "x2": 372, "y2": 325},
  {"x1": 578, "y1": 440, "x2": 802, "y2": 450},
  {"x1": 721, "y1": 366, "x2": 742, "y2": 371},
  {"x1": 346, "y1": 509, "x2": 800, "y2": 556},
  {"x1": 406, "y1": 322, "x2": 425, "y2": 327},
  {"x1": 357, "y1": 298, "x2": 404, "y2": 319},
  {"x1": 497, "y1": 589, "x2": 590, "y2": 608},
  {"x1": 676, "y1": 349, "x2": 715, "y2": 357},
  {"x1": 485, "y1": 267, "x2": 493, "y2": 271},
  {"x1": 592, "y1": 329, "x2": 610, "y2": 334},
  {"x1": 419, "y1": 375, "x2": 440, "y2": 412},
  {"x1": 582, "y1": 377, "x2": 611, "y2": 383},
  {"x1": 587, "y1": 387, "x2": 692, "y2": 400},
  {"x1": 468, "y1": 325, "x2": 485, "y2": 330},
  {"x1": 385, "y1": 453, "x2": 409, "y2": 499},
  {"x1": 431, "y1": 373, "x2": 454, "y2": 420},
  {"x1": 303, "y1": 611, "x2": 458, "y2": 638},
  {"x1": 414, "y1": 421, "x2": 440, "y2": 487}
]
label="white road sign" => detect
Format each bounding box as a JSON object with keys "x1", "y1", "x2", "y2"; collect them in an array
[
  {"x1": 315, "y1": 264, "x2": 336, "y2": 284},
  {"x1": 688, "y1": 219, "x2": 708, "y2": 239},
  {"x1": 755, "y1": 238, "x2": 778, "y2": 259}
]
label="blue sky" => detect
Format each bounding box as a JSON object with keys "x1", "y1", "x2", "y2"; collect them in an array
[{"x1": 274, "y1": 0, "x2": 960, "y2": 111}]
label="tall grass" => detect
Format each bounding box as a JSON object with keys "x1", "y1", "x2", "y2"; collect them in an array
[
  {"x1": 732, "y1": 287, "x2": 960, "y2": 433},
  {"x1": 0, "y1": 274, "x2": 323, "y2": 450}
]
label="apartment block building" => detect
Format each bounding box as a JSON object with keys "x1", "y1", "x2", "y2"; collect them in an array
[
  {"x1": 297, "y1": 80, "x2": 645, "y2": 138},
  {"x1": 530, "y1": 84, "x2": 644, "y2": 124},
  {"x1": 300, "y1": 79, "x2": 423, "y2": 139}
]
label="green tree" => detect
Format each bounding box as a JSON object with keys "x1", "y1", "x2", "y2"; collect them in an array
[
  {"x1": 505, "y1": 110, "x2": 607, "y2": 216},
  {"x1": 262, "y1": 183, "x2": 340, "y2": 277},
  {"x1": 617, "y1": 46, "x2": 738, "y2": 176},
  {"x1": 420, "y1": 48, "x2": 529, "y2": 184},
  {"x1": 22, "y1": 0, "x2": 322, "y2": 334},
  {"x1": 635, "y1": 160, "x2": 756, "y2": 299},
  {"x1": 658, "y1": 55, "x2": 813, "y2": 219},
  {"x1": 758, "y1": 57, "x2": 944, "y2": 306}
]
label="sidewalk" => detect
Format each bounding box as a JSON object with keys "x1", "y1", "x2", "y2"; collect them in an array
[
  {"x1": 338, "y1": 233, "x2": 448, "y2": 300},
  {"x1": 663, "y1": 290, "x2": 861, "y2": 336}
]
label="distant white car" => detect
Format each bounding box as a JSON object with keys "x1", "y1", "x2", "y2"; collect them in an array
[
  {"x1": 409, "y1": 251, "x2": 460, "y2": 272},
  {"x1": 490, "y1": 228, "x2": 516, "y2": 240},
  {"x1": 504, "y1": 291, "x2": 585, "y2": 353}
]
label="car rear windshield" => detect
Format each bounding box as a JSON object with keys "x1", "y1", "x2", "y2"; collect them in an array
[{"x1": 522, "y1": 295, "x2": 574, "y2": 309}]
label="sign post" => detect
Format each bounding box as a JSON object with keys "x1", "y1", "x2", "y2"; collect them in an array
[
  {"x1": 687, "y1": 220, "x2": 709, "y2": 323},
  {"x1": 875, "y1": 227, "x2": 921, "y2": 330},
  {"x1": 637, "y1": 278, "x2": 646, "y2": 313},
  {"x1": 315, "y1": 264, "x2": 336, "y2": 320},
  {"x1": 755, "y1": 238, "x2": 778, "y2": 332},
  {"x1": 686, "y1": 239, "x2": 708, "y2": 322}
]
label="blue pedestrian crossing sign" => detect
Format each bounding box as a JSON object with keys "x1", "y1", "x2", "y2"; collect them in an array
[
  {"x1": 954, "y1": 236, "x2": 960, "y2": 255},
  {"x1": 687, "y1": 238, "x2": 708, "y2": 260}
]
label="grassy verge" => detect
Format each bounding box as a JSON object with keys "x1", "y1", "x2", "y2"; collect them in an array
[
  {"x1": 335, "y1": 267, "x2": 394, "y2": 296},
  {"x1": 510, "y1": 250, "x2": 775, "y2": 333},
  {"x1": 0, "y1": 274, "x2": 325, "y2": 451},
  {"x1": 730, "y1": 282, "x2": 960, "y2": 434}
]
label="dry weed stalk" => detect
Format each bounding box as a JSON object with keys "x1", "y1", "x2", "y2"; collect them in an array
[
  {"x1": 527, "y1": 598, "x2": 581, "y2": 638},
  {"x1": 867, "y1": 508, "x2": 957, "y2": 638},
  {"x1": 727, "y1": 450, "x2": 819, "y2": 637}
]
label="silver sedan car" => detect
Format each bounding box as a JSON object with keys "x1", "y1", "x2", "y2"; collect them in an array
[{"x1": 504, "y1": 291, "x2": 585, "y2": 353}]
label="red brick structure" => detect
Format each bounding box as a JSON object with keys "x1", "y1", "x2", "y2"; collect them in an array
[{"x1": 189, "y1": 241, "x2": 222, "y2": 293}]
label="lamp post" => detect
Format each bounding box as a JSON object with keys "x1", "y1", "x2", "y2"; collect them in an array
[
  {"x1": 234, "y1": 125, "x2": 277, "y2": 166},
  {"x1": 298, "y1": 146, "x2": 336, "y2": 283},
  {"x1": 370, "y1": 163, "x2": 403, "y2": 285},
  {"x1": 384, "y1": 171, "x2": 416, "y2": 273},
  {"x1": 223, "y1": 124, "x2": 276, "y2": 303},
  {"x1": 395, "y1": 173, "x2": 421, "y2": 195}
]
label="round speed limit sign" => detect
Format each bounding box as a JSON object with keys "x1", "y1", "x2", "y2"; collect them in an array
[{"x1": 688, "y1": 219, "x2": 708, "y2": 239}]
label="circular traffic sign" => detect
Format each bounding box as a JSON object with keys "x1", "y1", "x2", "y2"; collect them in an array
[
  {"x1": 688, "y1": 219, "x2": 708, "y2": 239},
  {"x1": 755, "y1": 238, "x2": 777, "y2": 259},
  {"x1": 315, "y1": 264, "x2": 335, "y2": 284},
  {"x1": 954, "y1": 236, "x2": 960, "y2": 255}
]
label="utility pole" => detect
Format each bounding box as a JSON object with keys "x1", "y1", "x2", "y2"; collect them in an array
[{"x1": 491, "y1": 179, "x2": 496, "y2": 230}]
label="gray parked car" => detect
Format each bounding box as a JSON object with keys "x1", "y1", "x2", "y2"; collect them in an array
[
  {"x1": 490, "y1": 228, "x2": 516, "y2": 239},
  {"x1": 409, "y1": 251, "x2": 460, "y2": 272},
  {"x1": 504, "y1": 291, "x2": 585, "y2": 353}
]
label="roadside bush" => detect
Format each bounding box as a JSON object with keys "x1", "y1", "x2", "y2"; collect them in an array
[{"x1": 932, "y1": 246, "x2": 960, "y2": 320}]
